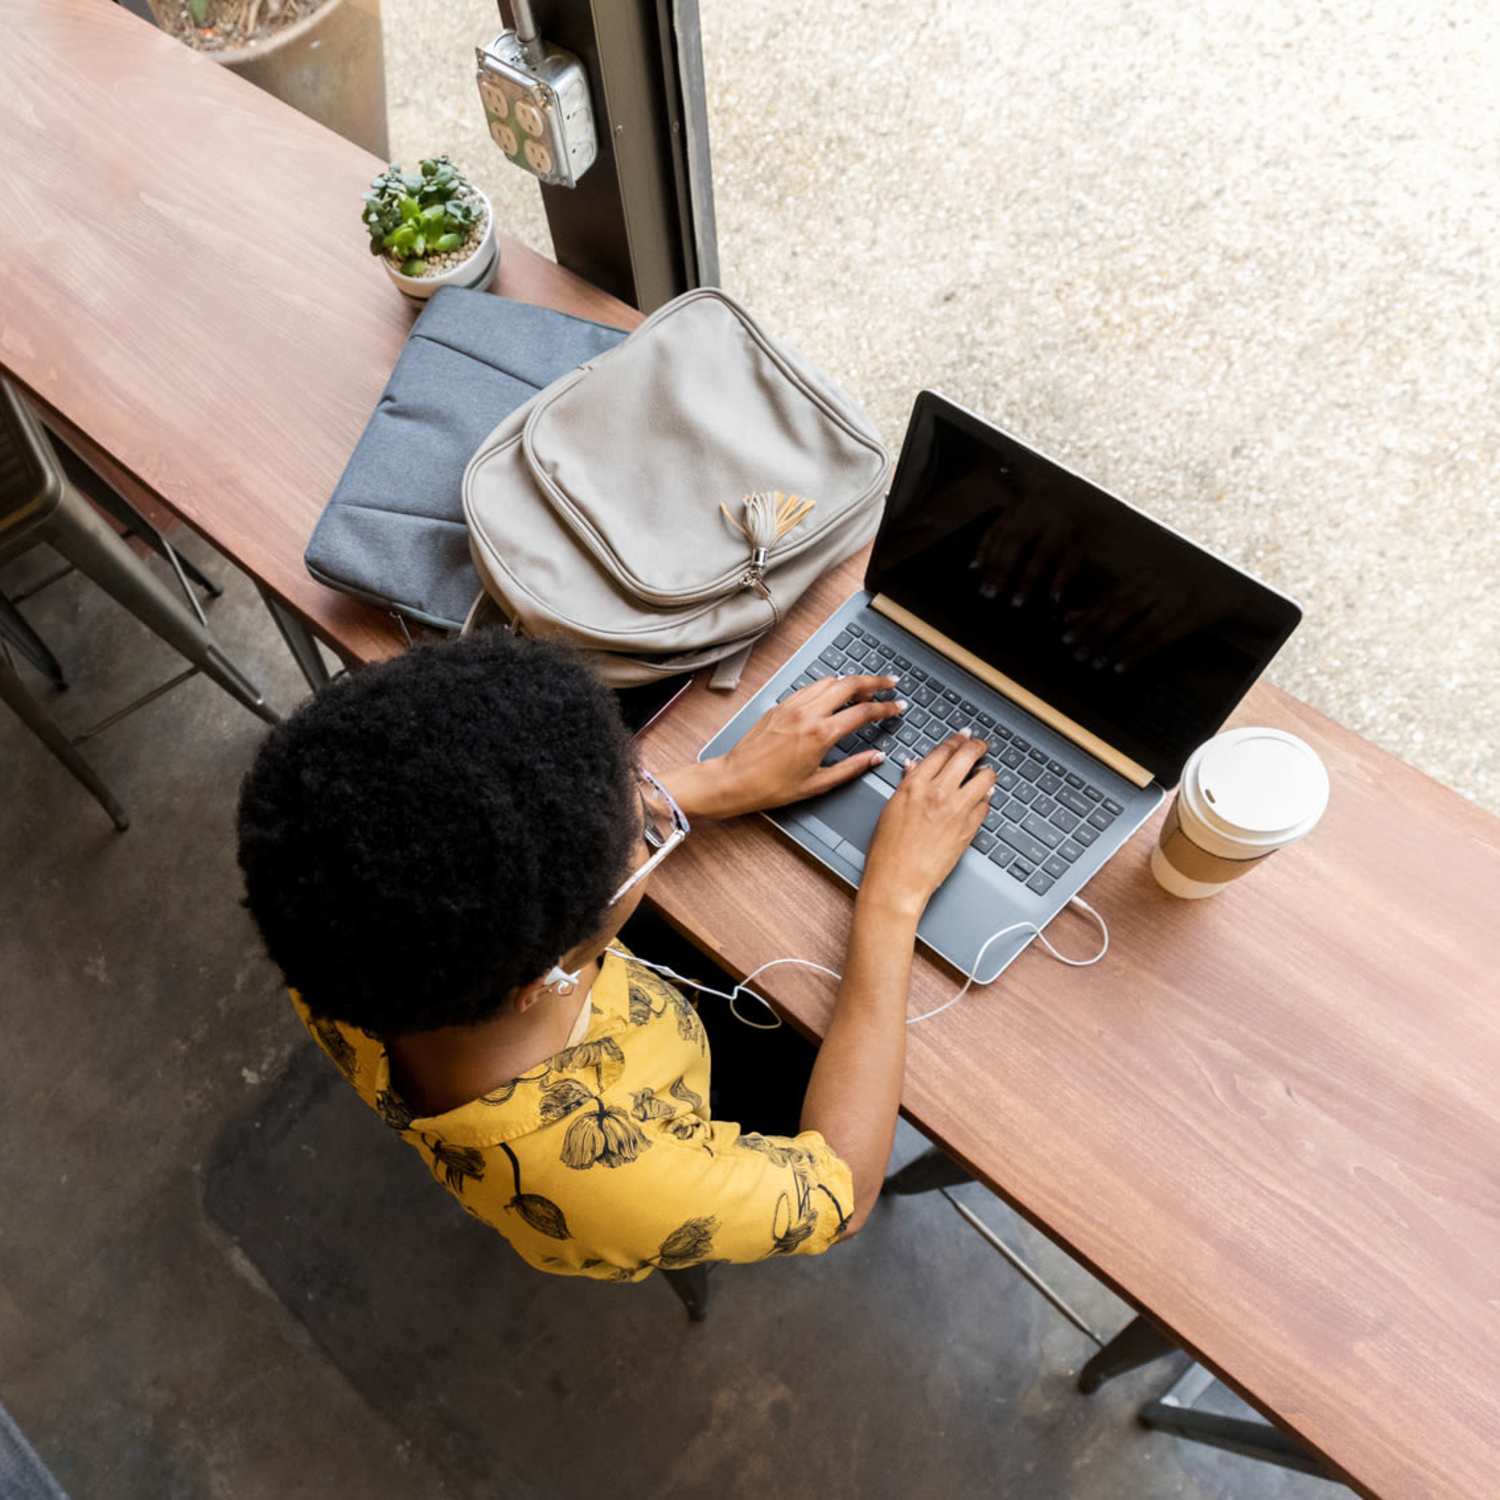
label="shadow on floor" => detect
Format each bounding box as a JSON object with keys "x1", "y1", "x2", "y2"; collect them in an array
[{"x1": 205, "y1": 1045, "x2": 1340, "y2": 1500}]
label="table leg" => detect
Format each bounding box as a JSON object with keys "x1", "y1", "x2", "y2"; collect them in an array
[
  {"x1": 1139, "y1": 1362, "x2": 1329, "y2": 1477},
  {"x1": 257, "y1": 584, "x2": 332, "y2": 693},
  {"x1": 1076, "y1": 1311, "x2": 1180, "y2": 1393},
  {"x1": 882, "y1": 1145, "x2": 973, "y2": 1196}
]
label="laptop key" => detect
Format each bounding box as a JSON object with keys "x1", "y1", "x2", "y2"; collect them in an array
[
  {"x1": 998, "y1": 770, "x2": 1019, "y2": 791},
  {"x1": 822, "y1": 747, "x2": 847, "y2": 766},
  {"x1": 837, "y1": 733, "x2": 861, "y2": 753},
  {"x1": 998, "y1": 825, "x2": 1050, "y2": 864},
  {"x1": 1050, "y1": 808, "x2": 1080, "y2": 833},
  {"x1": 819, "y1": 647, "x2": 845, "y2": 668},
  {"x1": 1047, "y1": 759, "x2": 1065, "y2": 775},
  {"x1": 807, "y1": 663, "x2": 832, "y2": 681},
  {"x1": 914, "y1": 686, "x2": 936, "y2": 707},
  {"x1": 833, "y1": 631, "x2": 853, "y2": 649},
  {"x1": 1028, "y1": 747, "x2": 1047, "y2": 763},
  {"x1": 1001, "y1": 800, "x2": 1027, "y2": 823},
  {"x1": 1059, "y1": 839, "x2": 1084, "y2": 862},
  {"x1": 994, "y1": 724, "x2": 1013, "y2": 740},
  {"x1": 974, "y1": 830, "x2": 998, "y2": 855},
  {"x1": 1012, "y1": 736, "x2": 1031, "y2": 751},
  {"x1": 776, "y1": 688, "x2": 795, "y2": 703},
  {"x1": 988, "y1": 845, "x2": 1015, "y2": 869},
  {"x1": 846, "y1": 623, "x2": 865, "y2": 638},
  {"x1": 1082, "y1": 785, "x2": 1103, "y2": 803},
  {"x1": 1018, "y1": 760, "x2": 1042, "y2": 782},
  {"x1": 897, "y1": 726, "x2": 920, "y2": 747},
  {"x1": 1037, "y1": 772, "x2": 1062, "y2": 795},
  {"x1": 1055, "y1": 787, "x2": 1091, "y2": 817},
  {"x1": 1008, "y1": 860, "x2": 1034, "y2": 882},
  {"x1": 1074, "y1": 824, "x2": 1098, "y2": 847},
  {"x1": 961, "y1": 700, "x2": 977, "y2": 714},
  {"x1": 1032, "y1": 795, "x2": 1056, "y2": 818},
  {"x1": 1027, "y1": 872, "x2": 1055, "y2": 895},
  {"x1": 1064, "y1": 772, "x2": 1085, "y2": 789},
  {"x1": 1021, "y1": 813, "x2": 1064, "y2": 848},
  {"x1": 926, "y1": 676, "x2": 948, "y2": 695},
  {"x1": 1043, "y1": 854, "x2": 1069, "y2": 879},
  {"x1": 942, "y1": 689, "x2": 961, "y2": 704},
  {"x1": 1087, "y1": 808, "x2": 1113, "y2": 830},
  {"x1": 908, "y1": 708, "x2": 931, "y2": 730},
  {"x1": 873, "y1": 756, "x2": 904, "y2": 788},
  {"x1": 983, "y1": 810, "x2": 1002, "y2": 832},
  {"x1": 911, "y1": 666, "x2": 928, "y2": 682},
  {"x1": 1014, "y1": 783, "x2": 1038, "y2": 804},
  {"x1": 976, "y1": 711, "x2": 995, "y2": 727},
  {"x1": 877, "y1": 643, "x2": 896, "y2": 659},
  {"x1": 792, "y1": 673, "x2": 814, "y2": 689},
  {"x1": 1104, "y1": 797, "x2": 1124, "y2": 814},
  {"x1": 1000, "y1": 747, "x2": 1025, "y2": 769}
]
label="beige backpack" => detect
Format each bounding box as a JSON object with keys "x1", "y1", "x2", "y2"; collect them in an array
[{"x1": 461, "y1": 289, "x2": 888, "y2": 687}]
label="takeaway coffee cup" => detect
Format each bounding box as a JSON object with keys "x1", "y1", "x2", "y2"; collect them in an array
[{"x1": 1150, "y1": 727, "x2": 1329, "y2": 899}]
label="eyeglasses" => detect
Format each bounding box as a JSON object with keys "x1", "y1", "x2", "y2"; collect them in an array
[{"x1": 607, "y1": 768, "x2": 690, "y2": 907}]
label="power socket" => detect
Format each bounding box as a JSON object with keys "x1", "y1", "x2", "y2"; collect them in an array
[{"x1": 475, "y1": 29, "x2": 597, "y2": 190}]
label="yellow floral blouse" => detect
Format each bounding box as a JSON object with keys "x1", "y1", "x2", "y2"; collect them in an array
[{"x1": 291, "y1": 949, "x2": 855, "y2": 1280}]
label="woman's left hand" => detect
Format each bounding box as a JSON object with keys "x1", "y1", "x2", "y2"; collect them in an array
[{"x1": 662, "y1": 674, "x2": 906, "y2": 820}]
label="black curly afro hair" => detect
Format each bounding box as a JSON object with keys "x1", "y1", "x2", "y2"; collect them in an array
[{"x1": 236, "y1": 631, "x2": 639, "y2": 1035}]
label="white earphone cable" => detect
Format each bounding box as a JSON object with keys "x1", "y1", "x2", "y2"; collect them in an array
[{"x1": 607, "y1": 893, "x2": 1108, "y2": 1031}]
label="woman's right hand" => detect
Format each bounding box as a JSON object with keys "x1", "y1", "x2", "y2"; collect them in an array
[{"x1": 860, "y1": 733, "x2": 995, "y2": 921}]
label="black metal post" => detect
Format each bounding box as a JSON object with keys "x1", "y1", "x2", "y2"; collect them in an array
[{"x1": 497, "y1": 0, "x2": 717, "y2": 311}]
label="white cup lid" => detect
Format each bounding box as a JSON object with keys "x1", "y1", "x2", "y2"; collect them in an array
[{"x1": 1186, "y1": 728, "x2": 1329, "y2": 847}]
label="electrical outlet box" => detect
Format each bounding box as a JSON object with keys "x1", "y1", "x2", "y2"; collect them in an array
[{"x1": 475, "y1": 30, "x2": 597, "y2": 189}]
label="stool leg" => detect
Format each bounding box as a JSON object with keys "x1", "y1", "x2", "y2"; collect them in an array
[
  {"x1": 48, "y1": 492, "x2": 280, "y2": 727},
  {"x1": 661, "y1": 1265, "x2": 710, "y2": 1323},
  {"x1": 0, "y1": 649, "x2": 128, "y2": 830},
  {"x1": 0, "y1": 592, "x2": 67, "y2": 688}
]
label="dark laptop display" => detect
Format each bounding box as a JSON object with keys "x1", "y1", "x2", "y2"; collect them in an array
[{"x1": 866, "y1": 395, "x2": 1302, "y2": 786}]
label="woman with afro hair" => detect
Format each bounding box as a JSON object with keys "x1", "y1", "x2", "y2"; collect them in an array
[{"x1": 237, "y1": 631, "x2": 993, "y2": 1282}]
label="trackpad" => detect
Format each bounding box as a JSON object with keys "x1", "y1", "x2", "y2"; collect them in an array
[{"x1": 798, "y1": 779, "x2": 886, "y2": 852}]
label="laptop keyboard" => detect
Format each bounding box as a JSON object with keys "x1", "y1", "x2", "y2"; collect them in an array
[{"x1": 776, "y1": 620, "x2": 1124, "y2": 898}]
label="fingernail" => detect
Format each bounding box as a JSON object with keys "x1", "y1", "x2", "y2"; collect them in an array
[
  {"x1": 1061, "y1": 630, "x2": 1075, "y2": 644},
  {"x1": 884, "y1": 674, "x2": 900, "y2": 684},
  {"x1": 894, "y1": 699, "x2": 908, "y2": 712},
  {"x1": 1011, "y1": 594, "x2": 1024, "y2": 608},
  {"x1": 958, "y1": 726, "x2": 973, "y2": 739},
  {"x1": 870, "y1": 750, "x2": 886, "y2": 764},
  {"x1": 979, "y1": 583, "x2": 997, "y2": 599},
  {"x1": 967, "y1": 558, "x2": 980, "y2": 570}
]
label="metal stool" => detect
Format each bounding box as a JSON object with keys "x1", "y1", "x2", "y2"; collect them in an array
[{"x1": 0, "y1": 378, "x2": 279, "y2": 829}]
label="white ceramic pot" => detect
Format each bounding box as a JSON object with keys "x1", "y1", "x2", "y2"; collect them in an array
[{"x1": 382, "y1": 191, "x2": 499, "y2": 301}]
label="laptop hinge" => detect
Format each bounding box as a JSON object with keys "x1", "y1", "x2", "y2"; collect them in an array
[{"x1": 870, "y1": 593, "x2": 1156, "y2": 788}]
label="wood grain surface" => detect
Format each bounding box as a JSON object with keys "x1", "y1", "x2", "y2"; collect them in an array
[
  {"x1": 5, "y1": 5, "x2": 1499, "y2": 1496},
  {"x1": 640, "y1": 550, "x2": 1500, "y2": 1499},
  {"x1": 0, "y1": 0, "x2": 640, "y2": 666}
]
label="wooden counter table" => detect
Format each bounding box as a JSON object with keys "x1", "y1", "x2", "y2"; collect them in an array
[{"x1": 4, "y1": 5, "x2": 1498, "y2": 1497}]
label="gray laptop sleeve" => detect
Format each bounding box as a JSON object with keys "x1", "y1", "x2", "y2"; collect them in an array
[{"x1": 304, "y1": 286, "x2": 626, "y2": 630}]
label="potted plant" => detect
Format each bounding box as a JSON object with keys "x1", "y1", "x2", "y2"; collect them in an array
[{"x1": 361, "y1": 157, "x2": 498, "y2": 301}]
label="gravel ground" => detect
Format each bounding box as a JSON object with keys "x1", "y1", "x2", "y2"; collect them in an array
[{"x1": 387, "y1": 0, "x2": 1499, "y2": 812}]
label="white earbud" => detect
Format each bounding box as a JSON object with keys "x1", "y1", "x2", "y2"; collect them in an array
[{"x1": 545, "y1": 963, "x2": 582, "y2": 996}]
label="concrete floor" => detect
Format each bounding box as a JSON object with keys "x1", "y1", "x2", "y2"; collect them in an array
[
  {"x1": 4, "y1": 2, "x2": 1492, "y2": 1495},
  {"x1": 389, "y1": 0, "x2": 1499, "y2": 815},
  {"x1": 0, "y1": 549, "x2": 1343, "y2": 1497}
]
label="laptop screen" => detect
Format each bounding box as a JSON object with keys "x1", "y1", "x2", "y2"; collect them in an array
[{"x1": 865, "y1": 393, "x2": 1301, "y2": 786}]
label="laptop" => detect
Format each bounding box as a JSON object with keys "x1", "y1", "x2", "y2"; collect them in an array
[{"x1": 700, "y1": 391, "x2": 1303, "y2": 983}]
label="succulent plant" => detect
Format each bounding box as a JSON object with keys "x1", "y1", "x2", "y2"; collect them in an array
[{"x1": 360, "y1": 157, "x2": 480, "y2": 278}]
